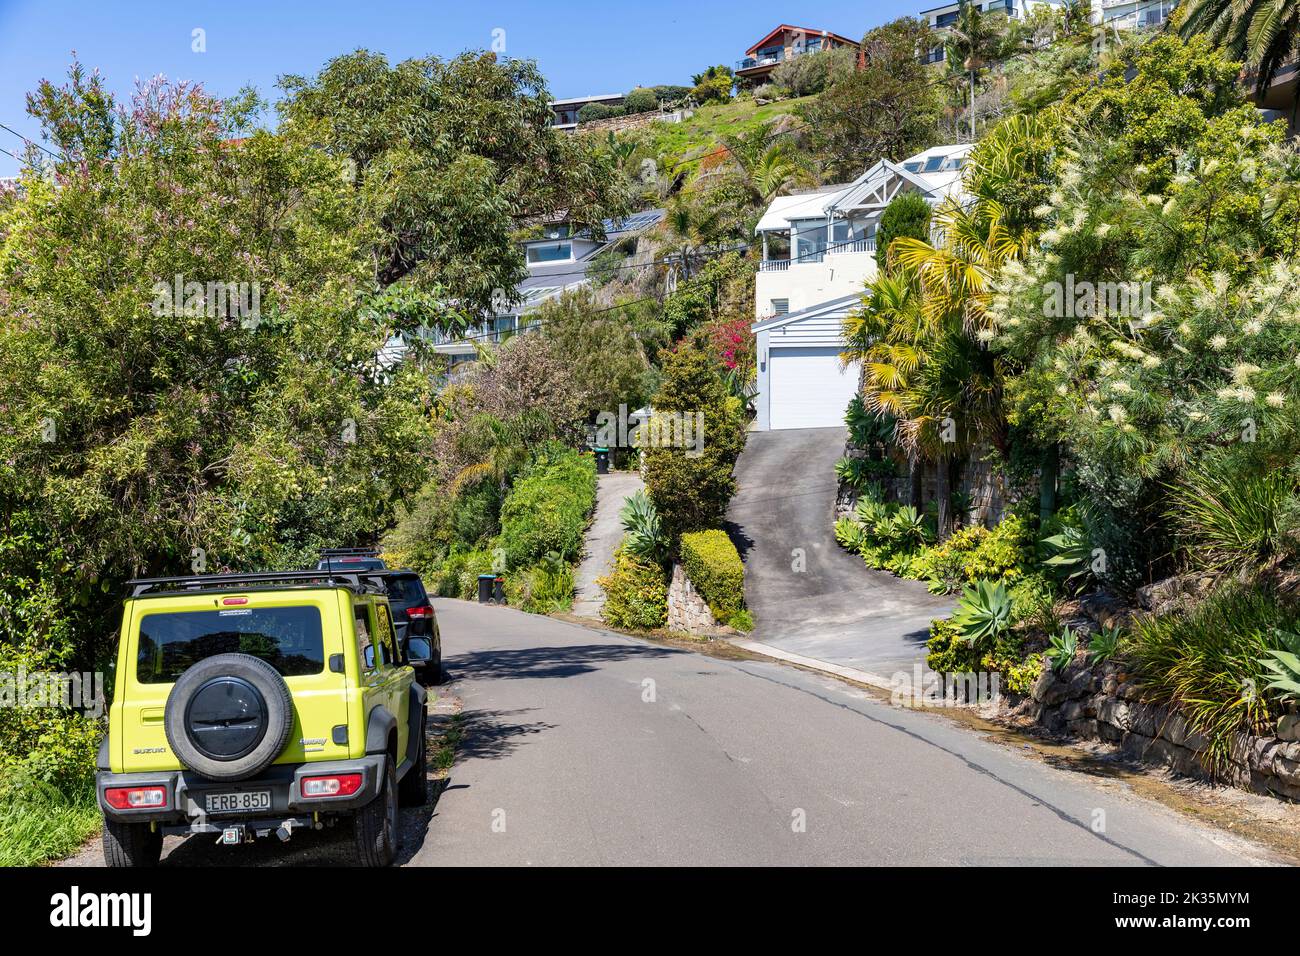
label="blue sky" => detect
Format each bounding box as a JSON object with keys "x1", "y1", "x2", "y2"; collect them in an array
[{"x1": 0, "y1": 0, "x2": 920, "y2": 176}]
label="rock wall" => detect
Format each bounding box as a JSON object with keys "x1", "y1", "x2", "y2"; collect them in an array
[
  {"x1": 1031, "y1": 658, "x2": 1300, "y2": 800},
  {"x1": 666, "y1": 560, "x2": 716, "y2": 634}
]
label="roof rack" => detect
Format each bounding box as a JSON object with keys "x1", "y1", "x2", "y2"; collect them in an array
[
  {"x1": 126, "y1": 571, "x2": 386, "y2": 598},
  {"x1": 318, "y1": 547, "x2": 379, "y2": 557}
]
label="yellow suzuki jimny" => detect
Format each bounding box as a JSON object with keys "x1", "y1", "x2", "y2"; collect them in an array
[{"x1": 96, "y1": 570, "x2": 428, "y2": 867}]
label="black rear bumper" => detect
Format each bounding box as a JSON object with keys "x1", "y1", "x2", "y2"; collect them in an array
[{"x1": 97, "y1": 756, "x2": 387, "y2": 825}]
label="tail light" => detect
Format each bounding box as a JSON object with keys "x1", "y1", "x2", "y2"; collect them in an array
[
  {"x1": 104, "y1": 786, "x2": 168, "y2": 810},
  {"x1": 300, "y1": 773, "x2": 363, "y2": 798},
  {"x1": 406, "y1": 605, "x2": 433, "y2": 620}
]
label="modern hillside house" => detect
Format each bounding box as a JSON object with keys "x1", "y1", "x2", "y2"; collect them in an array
[
  {"x1": 920, "y1": 0, "x2": 1062, "y2": 64},
  {"x1": 734, "y1": 24, "x2": 859, "y2": 88},
  {"x1": 427, "y1": 209, "x2": 665, "y2": 368},
  {"x1": 750, "y1": 144, "x2": 971, "y2": 430},
  {"x1": 1093, "y1": 0, "x2": 1176, "y2": 31},
  {"x1": 550, "y1": 93, "x2": 624, "y2": 131}
]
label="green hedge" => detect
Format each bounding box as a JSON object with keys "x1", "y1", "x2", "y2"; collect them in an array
[
  {"x1": 597, "y1": 546, "x2": 668, "y2": 629},
  {"x1": 679, "y1": 529, "x2": 744, "y2": 625},
  {"x1": 499, "y1": 447, "x2": 596, "y2": 569}
]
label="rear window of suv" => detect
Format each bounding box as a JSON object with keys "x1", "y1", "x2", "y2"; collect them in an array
[
  {"x1": 382, "y1": 574, "x2": 427, "y2": 609},
  {"x1": 136, "y1": 606, "x2": 325, "y2": 683}
]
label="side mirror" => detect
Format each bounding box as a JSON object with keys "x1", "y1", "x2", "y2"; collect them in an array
[{"x1": 405, "y1": 636, "x2": 433, "y2": 663}]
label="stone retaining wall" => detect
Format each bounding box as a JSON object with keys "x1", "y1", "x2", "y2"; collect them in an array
[
  {"x1": 1031, "y1": 658, "x2": 1300, "y2": 800},
  {"x1": 666, "y1": 560, "x2": 717, "y2": 634}
]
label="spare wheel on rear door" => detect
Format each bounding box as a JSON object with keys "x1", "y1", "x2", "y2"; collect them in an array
[{"x1": 164, "y1": 653, "x2": 295, "y2": 781}]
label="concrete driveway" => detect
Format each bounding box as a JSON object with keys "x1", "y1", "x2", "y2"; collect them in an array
[{"x1": 726, "y1": 426, "x2": 952, "y2": 679}]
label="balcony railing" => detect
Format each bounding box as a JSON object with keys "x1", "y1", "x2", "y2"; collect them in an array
[
  {"x1": 736, "y1": 52, "x2": 785, "y2": 71},
  {"x1": 759, "y1": 236, "x2": 877, "y2": 270}
]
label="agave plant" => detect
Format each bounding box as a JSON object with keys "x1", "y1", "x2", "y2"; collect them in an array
[
  {"x1": 1087, "y1": 623, "x2": 1123, "y2": 668},
  {"x1": 1040, "y1": 524, "x2": 1092, "y2": 588},
  {"x1": 1046, "y1": 625, "x2": 1079, "y2": 674},
  {"x1": 889, "y1": 505, "x2": 935, "y2": 551},
  {"x1": 1260, "y1": 629, "x2": 1300, "y2": 705},
  {"x1": 620, "y1": 490, "x2": 669, "y2": 565},
  {"x1": 949, "y1": 579, "x2": 1012, "y2": 648}
]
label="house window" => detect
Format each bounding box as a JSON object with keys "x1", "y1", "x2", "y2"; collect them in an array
[
  {"x1": 526, "y1": 242, "x2": 572, "y2": 264},
  {"x1": 772, "y1": 299, "x2": 789, "y2": 315}
]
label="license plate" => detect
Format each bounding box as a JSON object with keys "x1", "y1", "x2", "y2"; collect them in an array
[{"x1": 206, "y1": 790, "x2": 271, "y2": 813}]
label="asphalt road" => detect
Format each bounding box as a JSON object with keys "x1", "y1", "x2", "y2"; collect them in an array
[
  {"x1": 727, "y1": 426, "x2": 953, "y2": 677},
  {"x1": 405, "y1": 600, "x2": 1266, "y2": 867},
  {"x1": 61, "y1": 600, "x2": 1270, "y2": 867}
]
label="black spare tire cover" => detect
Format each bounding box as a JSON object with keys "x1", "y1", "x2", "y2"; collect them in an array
[{"x1": 164, "y1": 653, "x2": 294, "y2": 781}]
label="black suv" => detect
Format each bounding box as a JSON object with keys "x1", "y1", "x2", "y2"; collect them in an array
[{"x1": 372, "y1": 570, "x2": 442, "y2": 686}]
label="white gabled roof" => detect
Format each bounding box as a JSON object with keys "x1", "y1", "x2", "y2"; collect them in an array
[
  {"x1": 751, "y1": 292, "x2": 861, "y2": 334},
  {"x1": 755, "y1": 185, "x2": 851, "y2": 233},
  {"x1": 755, "y1": 143, "x2": 972, "y2": 233}
]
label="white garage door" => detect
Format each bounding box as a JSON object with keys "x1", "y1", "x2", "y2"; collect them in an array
[{"x1": 769, "y1": 346, "x2": 859, "y2": 430}]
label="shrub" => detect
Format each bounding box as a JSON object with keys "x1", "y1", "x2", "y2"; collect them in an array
[
  {"x1": 0, "y1": 775, "x2": 100, "y2": 867},
  {"x1": 925, "y1": 617, "x2": 1040, "y2": 695},
  {"x1": 680, "y1": 529, "x2": 745, "y2": 625},
  {"x1": 598, "y1": 545, "x2": 669, "y2": 629},
  {"x1": 913, "y1": 515, "x2": 1035, "y2": 593},
  {"x1": 622, "y1": 87, "x2": 658, "y2": 114},
  {"x1": 835, "y1": 455, "x2": 896, "y2": 490},
  {"x1": 771, "y1": 46, "x2": 856, "y2": 96},
  {"x1": 729, "y1": 608, "x2": 755, "y2": 632},
  {"x1": 505, "y1": 552, "x2": 575, "y2": 614},
  {"x1": 577, "y1": 102, "x2": 624, "y2": 122},
  {"x1": 875, "y1": 191, "x2": 932, "y2": 271},
  {"x1": 643, "y1": 345, "x2": 746, "y2": 538},
  {"x1": 1127, "y1": 583, "x2": 1299, "y2": 777},
  {"x1": 1166, "y1": 456, "x2": 1298, "y2": 571},
  {"x1": 499, "y1": 446, "x2": 596, "y2": 568}
]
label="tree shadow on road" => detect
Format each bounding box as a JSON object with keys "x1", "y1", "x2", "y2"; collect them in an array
[
  {"x1": 455, "y1": 707, "x2": 554, "y2": 761},
  {"x1": 446, "y1": 642, "x2": 682, "y2": 681}
]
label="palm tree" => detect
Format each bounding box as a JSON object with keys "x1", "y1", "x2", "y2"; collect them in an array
[
  {"x1": 1175, "y1": 0, "x2": 1300, "y2": 102},
  {"x1": 945, "y1": 0, "x2": 1006, "y2": 141},
  {"x1": 663, "y1": 196, "x2": 723, "y2": 284}
]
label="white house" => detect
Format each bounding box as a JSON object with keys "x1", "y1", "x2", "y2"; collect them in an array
[
  {"x1": 1092, "y1": 0, "x2": 1176, "y2": 31},
  {"x1": 920, "y1": 0, "x2": 1063, "y2": 64},
  {"x1": 750, "y1": 144, "x2": 971, "y2": 430},
  {"x1": 426, "y1": 209, "x2": 665, "y2": 368}
]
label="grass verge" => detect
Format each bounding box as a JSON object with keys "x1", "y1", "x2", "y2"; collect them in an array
[{"x1": 0, "y1": 778, "x2": 101, "y2": 867}]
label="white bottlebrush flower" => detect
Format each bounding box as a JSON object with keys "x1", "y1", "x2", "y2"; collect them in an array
[
  {"x1": 1156, "y1": 284, "x2": 1179, "y2": 304},
  {"x1": 1040, "y1": 229, "x2": 1061, "y2": 247},
  {"x1": 1033, "y1": 204, "x2": 1054, "y2": 218},
  {"x1": 976, "y1": 328, "x2": 996, "y2": 344},
  {"x1": 1111, "y1": 381, "x2": 1132, "y2": 394},
  {"x1": 1178, "y1": 322, "x2": 1192, "y2": 336},
  {"x1": 1209, "y1": 334, "x2": 1228, "y2": 350},
  {"x1": 1237, "y1": 386, "x2": 1257, "y2": 404},
  {"x1": 1216, "y1": 387, "x2": 1236, "y2": 400},
  {"x1": 1231, "y1": 363, "x2": 1261, "y2": 384},
  {"x1": 1049, "y1": 190, "x2": 1065, "y2": 207},
  {"x1": 1267, "y1": 392, "x2": 1285, "y2": 408},
  {"x1": 1095, "y1": 222, "x2": 1112, "y2": 237},
  {"x1": 1145, "y1": 194, "x2": 1163, "y2": 206},
  {"x1": 1172, "y1": 173, "x2": 1193, "y2": 187},
  {"x1": 1188, "y1": 410, "x2": 1206, "y2": 421},
  {"x1": 1142, "y1": 354, "x2": 1160, "y2": 368},
  {"x1": 1243, "y1": 319, "x2": 1262, "y2": 336},
  {"x1": 1108, "y1": 404, "x2": 1127, "y2": 423},
  {"x1": 1056, "y1": 384, "x2": 1069, "y2": 396}
]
